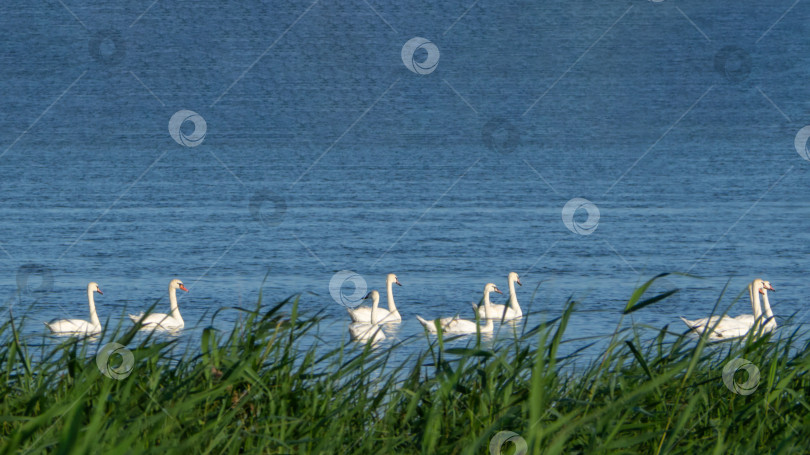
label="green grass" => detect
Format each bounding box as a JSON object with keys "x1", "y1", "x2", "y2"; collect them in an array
[{"x1": 2, "y1": 276, "x2": 809, "y2": 454}]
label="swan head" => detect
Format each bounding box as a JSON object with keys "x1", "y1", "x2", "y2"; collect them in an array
[
  {"x1": 752, "y1": 278, "x2": 774, "y2": 294},
  {"x1": 509, "y1": 272, "x2": 522, "y2": 286},
  {"x1": 88, "y1": 282, "x2": 103, "y2": 295},
  {"x1": 387, "y1": 273, "x2": 402, "y2": 286},
  {"x1": 484, "y1": 283, "x2": 503, "y2": 295},
  {"x1": 170, "y1": 279, "x2": 189, "y2": 292},
  {"x1": 363, "y1": 290, "x2": 380, "y2": 302}
]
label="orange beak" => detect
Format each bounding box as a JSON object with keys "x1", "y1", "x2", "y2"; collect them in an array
[
  {"x1": 96, "y1": 289, "x2": 103, "y2": 295},
  {"x1": 494, "y1": 287, "x2": 503, "y2": 294},
  {"x1": 180, "y1": 284, "x2": 189, "y2": 292},
  {"x1": 516, "y1": 278, "x2": 522, "y2": 286},
  {"x1": 395, "y1": 279, "x2": 402, "y2": 286}
]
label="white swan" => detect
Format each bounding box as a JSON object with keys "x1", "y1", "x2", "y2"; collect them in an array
[
  {"x1": 44, "y1": 282, "x2": 103, "y2": 335},
  {"x1": 129, "y1": 279, "x2": 187, "y2": 331},
  {"x1": 349, "y1": 323, "x2": 386, "y2": 344},
  {"x1": 416, "y1": 283, "x2": 501, "y2": 334},
  {"x1": 347, "y1": 274, "x2": 401, "y2": 323},
  {"x1": 347, "y1": 290, "x2": 382, "y2": 324},
  {"x1": 348, "y1": 291, "x2": 386, "y2": 343},
  {"x1": 478, "y1": 272, "x2": 522, "y2": 320},
  {"x1": 680, "y1": 279, "x2": 775, "y2": 340},
  {"x1": 680, "y1": 279, "x2": 766, "y2": 339}
]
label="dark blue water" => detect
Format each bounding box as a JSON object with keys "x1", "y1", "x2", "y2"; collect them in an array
[{"x1": 2, "y1": 0, "x2": 809, "y2": 361}]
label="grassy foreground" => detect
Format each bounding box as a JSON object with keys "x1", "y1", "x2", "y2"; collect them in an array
[{"x1": 2, "y1": 276, "x2": 810, "y2": 454}]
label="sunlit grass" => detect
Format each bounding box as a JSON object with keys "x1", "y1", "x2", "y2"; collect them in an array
[{"x1": 2, "y1": 276, "x2": 809, "y2": 454}]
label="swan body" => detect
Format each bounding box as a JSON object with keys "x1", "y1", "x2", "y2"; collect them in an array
[
  {"x1": 348, "y1": 274, "x2": 401, "y2": 323},
  {"x1": 681, "y1": 279, "x2": 775, "y2": 340},
  {"x1": 349, "y1": 323, "x2": 386, "y2": 343},
  {"x1": 45, "y1": 282, "x2": 103, "y2": 335},
  {"x1": 478, "y1": 272, "x2": 522, "y2": 320},
  {"x1": 348, "y1": 291, "x2": 386, "y2": 343},
  {"x1": 129, "y1": 279, "x2": 187, "y2": 331},
  {"x1": 416, "y1": 283, "x2": 501, "y2": 334}
]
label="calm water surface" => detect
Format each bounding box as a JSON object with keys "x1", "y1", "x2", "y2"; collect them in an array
[{"x1": 1, "y1": 0, "x2": 809, "y2": 363}]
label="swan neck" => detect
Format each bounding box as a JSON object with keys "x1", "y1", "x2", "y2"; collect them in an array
[
  {"x1": 87, "y1": 287, "x2": 100, "y2": 327},
  {"x1": 386, "y1": 280, "x2": 397, "y2": 312},
  {"x1": 508, "y1": 278, "x2": 518, "y2": 308},
  {"x1": 483, "y1": 290, "x2": 493, "y2": 310},
  {"x1": 370, "y1": 294, "x2": 380, "y2": 323},
  {"x1": 750, "y1": 284, "x2": 763, "y2": 323},
  {"x1": 169, "y1": 286, "x2": 183, "y2": 322},
  {"x1": 761, "y1": 291, "x2": 774, "y2": 319}
]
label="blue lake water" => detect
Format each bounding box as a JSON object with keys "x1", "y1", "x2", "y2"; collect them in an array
[{"x1": 1, "y1": 0, "x2": 809, "y2": 363}]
